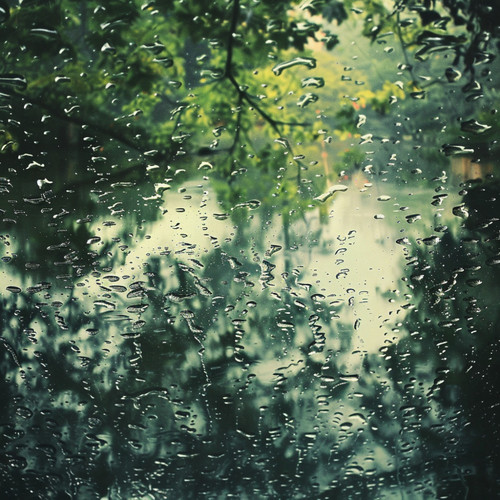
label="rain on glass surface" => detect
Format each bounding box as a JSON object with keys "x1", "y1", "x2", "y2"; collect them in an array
[{"x1": 1, "y1": 0, "x2": 500, "y2": 498}]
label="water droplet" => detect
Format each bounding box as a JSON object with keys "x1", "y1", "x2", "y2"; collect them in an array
[
  {"x1": 213, "y1": 213, "x2": 230, "y2": 220},
  {"x1": 0, "y1": 73, "x2": 27, "y2": 90},
  {"x1": 406, "y1": 214, "x2": 422, "y2": 223},
  {"x1": 94, "y1": 300, "x2": 116, "y2": 310},
  {"x1": 101, "y1": 43, "x2": 116, "y2": 54},
  {"x1": 180, "y1": 309, "x2": 195, "y2": 319},
  {"x1": 452, "y1": 204, "x2": 469, "y2": 219},
  {"x1": 314, "y1": 184, "x2": 348, "y2": 202},
  {"x1": 487, "y1": 256, "x2": 500, "y2": 266},
  {"x1": 422, "y1": 235, "x2": 441, "y2": 246},
  {"x1": 30, "y1": 27, "x2": 59, "y2": 40},
  {"x1": 460, "y1": 119, "x2": 492, "y2": 134},
  {"x1": 141, "y1": 42, "x2": 166, "y2": 55},
  {"x1": 356, "y1": 114, "x2": 366, "y2": 128},
  {"x1": 36, "y1": 178, "x2": 53, "y2": 189},
  {"x1": 301, "y1": 77, "x2": 324, "y2": 88},
  {"x1": 55, "y1": 76, "x2": 71, "y2": 83},
  {"x1": 272, "y1": 57, "x2": 316, "y2": 76},
  {"x1": 445, "y1": 67, "x2": 461, "y2": 82},
  {"x1": 127, "y1": 304, "x2": 149, "y2": 314},
  {"x1": 410, "y1": 90, "x2": 426, "y2": 99},
  {"x1": 0, "y1": 3, "x2": 9, "y2": 23},
  {"x1": 265, "y1": 244, "x2": 282, "y2": 257},
  {"x1": 297, "y1": 93, "x2": 318, "y2": 108},
  {"x1": 233, "y1": 199, "x2": 261, "y2": 210},
  {"x1": 467, "y1": 279, "x2": 482, "y2": 287},
  {"x1": 441, "y1": 144, "x2": 475, "y2": 156}
]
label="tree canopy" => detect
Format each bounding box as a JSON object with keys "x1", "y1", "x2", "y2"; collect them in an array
[{"x1": 1, "y1": 0, "x2": 499, "y2": 190}]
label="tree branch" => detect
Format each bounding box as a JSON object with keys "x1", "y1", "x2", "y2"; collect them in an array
[
  {"x1": 223, "y1": 0, "x2": 309, "y2": 144},
  {"x1": 229, "y1": 93, "x2": 244, "y2": 155},
  {"x1": 224, "y1": 0, "x2": 241, "y2": 79},
  {"x1": 2, "y1": 89, "x2": 175, "y2": 162},
  {"x1": 395, "y1": 11, "x2": 417, "y2": 87}
]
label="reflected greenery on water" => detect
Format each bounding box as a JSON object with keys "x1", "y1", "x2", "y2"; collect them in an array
[{"x1": 1, "y1": 0, "x2": 500, "y2": 498}]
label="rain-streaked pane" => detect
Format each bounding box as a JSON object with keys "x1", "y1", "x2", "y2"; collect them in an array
[{"x1": 1, "y1": 1, "x2": 500, "y2": 498}]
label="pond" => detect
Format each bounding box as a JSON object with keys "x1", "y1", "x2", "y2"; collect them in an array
[{"x1": 1, "y1": 1, "x2": 500, "y2": 498}]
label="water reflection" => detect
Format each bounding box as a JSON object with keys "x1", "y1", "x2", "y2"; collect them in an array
[{"x1": 3, "y1": 159, "x2": 499, "y2": 497}]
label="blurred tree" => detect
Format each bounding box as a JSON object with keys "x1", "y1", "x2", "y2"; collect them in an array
[
  {"x1": 2, "y1": 1, "x2": 500, "y2": 498},
  {"x1": 0, "y1": 0, "x2": 347, "y2": 181}
]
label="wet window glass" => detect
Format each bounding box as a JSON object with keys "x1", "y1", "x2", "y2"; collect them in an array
[{"x1": 1, "y1": 0, "x2": 500, "y2": 497}]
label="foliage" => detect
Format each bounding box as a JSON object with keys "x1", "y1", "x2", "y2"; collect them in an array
[{"x1": 1, "y1": 1, "x2": 500, "y2": 498}]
